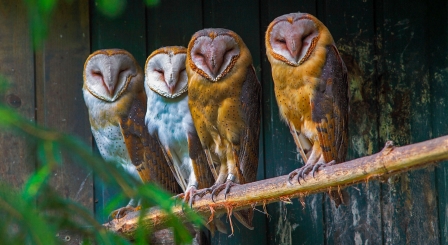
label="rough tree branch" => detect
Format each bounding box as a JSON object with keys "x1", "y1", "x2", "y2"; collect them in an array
[{"x1": 104, "y1": 135, "x2": 448, "y2": 238}]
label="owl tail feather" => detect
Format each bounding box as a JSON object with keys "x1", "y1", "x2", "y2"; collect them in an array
[
  {"x1": 205, "y1": 218, "x2": 228, "y2": 236},
  {"x1": 233, "y1": 209, "x2": 254, "y2": 230},
  {"x1": 329, "y1": 189, "x2": 349, "y2": 207}
]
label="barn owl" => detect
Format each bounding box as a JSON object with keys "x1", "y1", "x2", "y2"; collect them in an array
[
  {"x1": 265, "y1": 12, "x2": 348, "y2": 206},
  {"x1": 83, "y1": 49, "x2": 181, "y2": 218},
  {"x1": 143, "y1": 46, "x2": 215, "y2": 204},
  {"x1": 187, "y1": 28, "x2": 261, "y2": 230},
  {"x1": 144, "y1": 46, "x2": 226, "y2": 234}
]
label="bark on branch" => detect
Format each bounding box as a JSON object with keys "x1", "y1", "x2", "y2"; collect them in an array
[{"x1": 104, "y1": 135, "x2": 448, "y2": 239}]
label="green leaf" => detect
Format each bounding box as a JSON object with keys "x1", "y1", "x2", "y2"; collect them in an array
[
  {"x1": 39, "y1": 0, "x2": 57, "y2": 12},
  {"x1": 96, "y1": 0, "x2": 126, "y2": 18},
  {"x1": 144, "y1": 0, "x2": 160, "y2": 7},
  {"x1": 21, "y1": 165, "x2": 51, "y2": 201}
]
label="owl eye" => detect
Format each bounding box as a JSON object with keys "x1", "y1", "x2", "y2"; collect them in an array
[
  {"x1": 276, "y1": 38, "x2": 286, "y2": 44},
  {"x1": 91, "y1": 70, "x2": 103, "y2": 78},
  {"x1": 155, "y1": 69, "x2": 165, "y2": 80},
  {"x1": 195, "y1": 52, "x2": 205, "y2": 59}
]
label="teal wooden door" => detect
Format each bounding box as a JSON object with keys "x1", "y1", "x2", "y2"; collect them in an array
[{"x1": 89, "y1": 0, "x2": 448, "y2": 244}]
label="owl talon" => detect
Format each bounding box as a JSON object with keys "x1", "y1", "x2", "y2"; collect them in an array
[
  {"x1": 173, "y1": 193, "x2": 185, "y2": 201},
  {"x1": 311, "y1": 160, "x2": 336, "y2": 177},
  {"x1": 211, "y1": 183, "x2": 227, "y2": 202},
  {"x1": 193, "y1": 187, "x2": 212, "y2": 200},
  {"x1": 288, "y1": 163, "x2": 316, "y2": 184},
  {"x1": 183, "y1": 186, "x2": 198, "y2": 209},
  {"x1": 287, "y1": 170, "x2": 300, "y2": 185},
  {"x1": 224, "y1": 180, "x2": 237, "y2": 199}
]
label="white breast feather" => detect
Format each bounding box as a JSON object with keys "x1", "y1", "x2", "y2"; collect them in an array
[
  {"x1": 83, "y1": 89, "x2": 142, "y2": 182},
  {"x1": 145, "y1": 88, "x2": 194, "y2": 191}
]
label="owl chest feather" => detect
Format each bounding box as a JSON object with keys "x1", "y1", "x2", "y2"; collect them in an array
[
  {"x1": 271, "y1": 64, "x2": 322, "y2": 141},
  {"x1": 83, "y1": 90, "x2": 141, "y2": 180},
  {"x1": 189, "y1": 74, "x2": 245, "y2": 155},
  {"x1": 145, "y1": 91, "x2": 193, "y2": 178}
]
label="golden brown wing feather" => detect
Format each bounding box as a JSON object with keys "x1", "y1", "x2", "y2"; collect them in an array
[
  {"x1": 188, "y1": 132, "x2": 216, "y2": 189},
  {"x1": 311, "y1": 45, "x2": 348, "y2": 164},
  {"x1": 310, "y1": 45, "x2": 348, "y2": 206},
  {"x1": 120, "y1": 91, "x2": 182, "y2": 194},
  {"x1": 237, "y1": 65, "x2": 261, "y2": 184}
]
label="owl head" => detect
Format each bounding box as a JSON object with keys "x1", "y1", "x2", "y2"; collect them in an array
[
  {"x1": 144, "y1": 46, "x2": 188, "y2": 99},
  {"x1": 187, "y1": 28, "x2": 252, "y2": 82},
  {"x1": 266, "y1": 12, "x2": 333, "y2": 66},
  {"x1": 83, "y1": 49, "x2": 143, "y2": 102}
]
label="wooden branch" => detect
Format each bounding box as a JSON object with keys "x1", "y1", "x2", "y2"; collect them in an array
[{"x1": 104, "y1": 135, "x2": 448, "y2": 239}]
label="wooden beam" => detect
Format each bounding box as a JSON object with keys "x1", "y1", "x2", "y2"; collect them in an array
[{"x1": 104, "y1": 135, "x2": 448, "y2": 239}]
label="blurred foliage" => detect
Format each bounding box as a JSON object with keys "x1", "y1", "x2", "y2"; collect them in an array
[
  {"x1": 24, "y1": 0, "x2": 160, "y2": 48},
  {"x1": 0, "y1": 79, "x2": 203, "y2": 244},
  {"x1": 1, "y1": 1, "x2": 204, "y2": 244}
]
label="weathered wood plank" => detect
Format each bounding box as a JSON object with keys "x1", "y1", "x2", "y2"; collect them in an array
[
  {"x1": 427, "y1": 1, "x2": 448, "y2": 244},
  {"x1": 377, "y1": 0, "x2": 439, "y2": 244},
  {"x1": 0, "y1": 1, "x2": 36, "y2": 187},
  {"x1": 35, "y1": 1, "x2": 92, "y2": 244},
  {"x1": 201, "y1": 0, "x2": 266, "y2": 243},
  {"x1": 90, "y1": 1, "x2": 147, "y2": 65},
  {"x1": 89, "y1": 0, "x2": 147, "y2": 224},
  {"x1": 320, "y1": 1, "x2": 382, "y2": 244},
  {"x1": 260, "y1": 1, "x2": 324, "y2": 245}
]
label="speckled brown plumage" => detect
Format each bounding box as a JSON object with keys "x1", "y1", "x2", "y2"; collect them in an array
[
  {"x1": 120, "y1": 91, "x2": 182, "y2": 194},
  {"x1": 266, "y1": 13, "x2": 348, "y2": 206},
  {"x1": 187, "y1": 28, "x2": 261, "y2": 230},
  {"x1": 83, "y1": 49, "x2": 181, "y2": 219}
]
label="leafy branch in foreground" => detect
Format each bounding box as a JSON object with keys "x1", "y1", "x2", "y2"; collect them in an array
[{"x1": 0, "y1": 82, "x2": 202, "y2": 244}]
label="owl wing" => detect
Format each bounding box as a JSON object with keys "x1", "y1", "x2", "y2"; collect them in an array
[
  {"x1": 311, "y1": 45, "x2": 349, "y2": 164},
  {"x1": 187, "y1": 131, "x2": 216, "y2": 189},
  {"x1": 119, "y1": 91, "x2": 182, "y2": 194},
  {"x1": 237, "y1": 65, "x2": 261, "y2": 184}
]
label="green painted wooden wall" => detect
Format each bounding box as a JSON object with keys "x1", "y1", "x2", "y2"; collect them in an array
[{"x1": 1, "y1": 0, "x2": 448, "y2": 244}]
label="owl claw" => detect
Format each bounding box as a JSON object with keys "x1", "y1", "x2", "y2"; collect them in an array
[
  {"x1": 183, "y1": 186, "x2": 197, "y2": 209},
  {"x1": 288, "y1": 160, "x2": 337, "y2": 185},
  {"x1": 173, "y1": 193, "x2": 185, "y2": 201},
  {"x1": 192, "y1": 187, "x2": 211, "y2": 200},
  {"x1": 210, "y1": 180, "x2": 236, "y2": 201},
  {"x1": 288, "y1": 164, "x2": 314, "y2": 184},
  {"x1": 211, "y1": 184, "x2": 227, "y2": 202},
  {"x1": 311, "y1": 160, "x2": 336, "y2": 177}
]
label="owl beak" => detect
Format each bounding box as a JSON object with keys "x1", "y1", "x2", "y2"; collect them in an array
[
  {"x1": 210, "y1": 56, "x2": 220, "y2": 77},
  {"x1": 166, "y1": 73, "x2": 176, "y2": 94},
  {"x1": 105, "y1": 82, "x2": 116, "y2": 97},
  {"x1": 287, "y1": 39, "x2": 300, "y2": 63},
  {"x1": 205, "y1": 48, "x2": 223, "y2": 78},
  {"x1": 168, "y1": 84, "x2": 175, "y2": 94}
]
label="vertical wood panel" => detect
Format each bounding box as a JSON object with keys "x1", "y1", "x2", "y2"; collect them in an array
[
  {"x1": 90, "y1": 0, "x2": 147, "y2": 223},
  {"x1": 202, "y1": 1, "x2": 267, "y2": 244},
  {"x1": 146, "y1": 0, "x2": 203, "y2": 53},
  {"x1": 428, "y1": 1, "x2": 448, "y2": 244},
  {"x1": 320, "y1": 1, "x2": 382, "y2": 244},
  {"x1": 260, "y1": 1, "x2": 325, "y2": 245},
  {"x1": 0, "y1": 1, "x2": 36, "y2": 187},
  {"x1": 35, "y1": 1, "x2": 92, "y2": 243},
  {"x1": 91, "y1": 1, "x2": 147, "y2": 65},
  {"x1": 377, "y1": 0, "x2": 439, "y2": 244}
]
